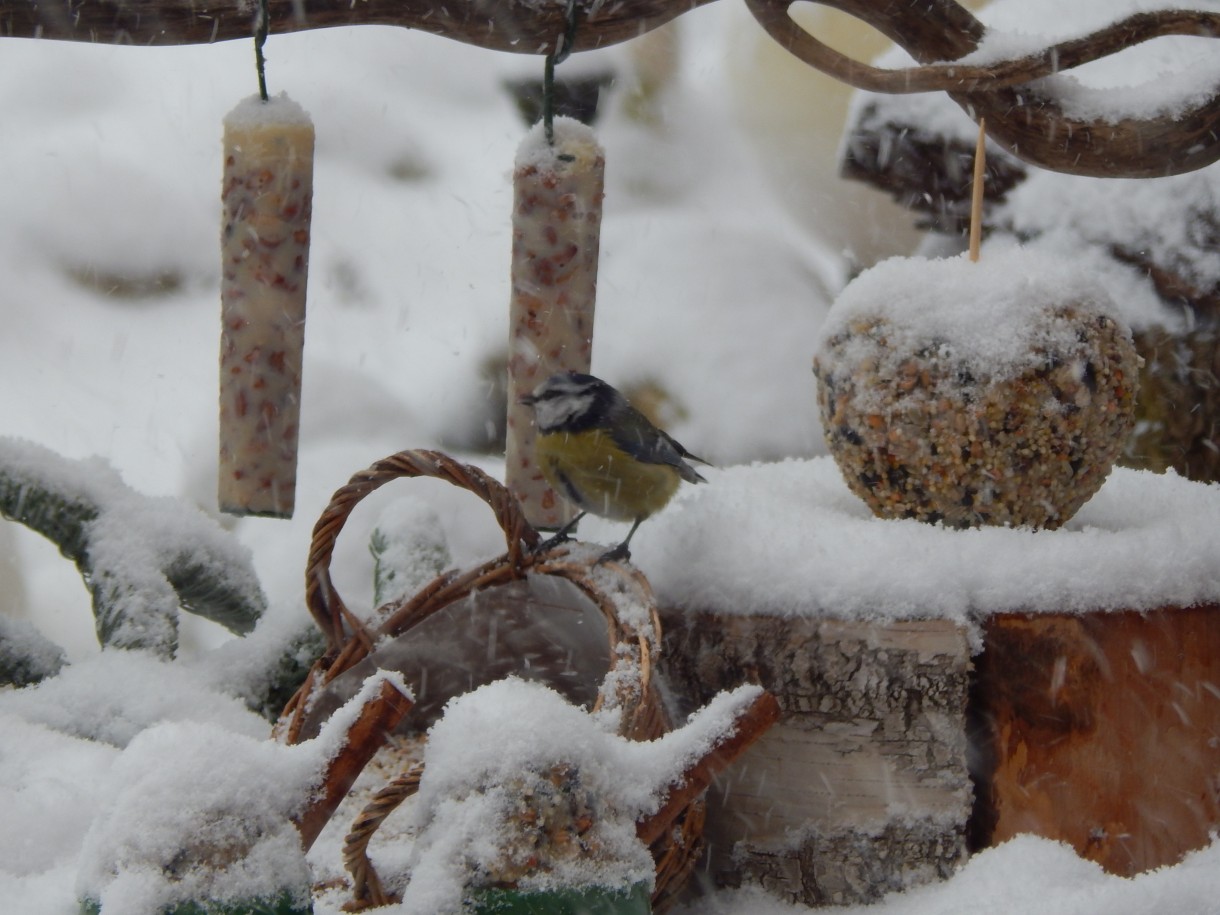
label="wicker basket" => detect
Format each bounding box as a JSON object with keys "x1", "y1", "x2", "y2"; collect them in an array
[{"x1": 276, "y1": 450, "x2": 703, "y2": 911}]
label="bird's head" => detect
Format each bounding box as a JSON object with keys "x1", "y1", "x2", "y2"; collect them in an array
[{"x1": 519, "y1": 371, "x2": 616, "y2": 434}]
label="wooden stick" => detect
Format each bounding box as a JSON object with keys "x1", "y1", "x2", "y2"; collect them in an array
[
  {"x1": 969, "y1": 117, "x2": 986, "y2": 263},
  {"x1": 293, "y1": 676, "x2": 415, "y2": 852},
  {"x1": 637, "y1": 690, "x2": 781, "y2": 846}
]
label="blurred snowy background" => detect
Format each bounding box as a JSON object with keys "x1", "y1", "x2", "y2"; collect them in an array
[
  {"x1": 0, "y1": 3, "x2": 867, "y2": 662},
  {"x1": 3, "y1": 0, "x2": 1220, "y2": 912}
]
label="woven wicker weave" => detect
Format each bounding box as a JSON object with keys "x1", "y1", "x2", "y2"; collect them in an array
[{"x1": 277, "y1": 449, "x2": 703, "y2": 911}]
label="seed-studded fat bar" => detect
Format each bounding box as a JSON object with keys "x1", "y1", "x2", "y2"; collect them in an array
[
  {"x1": 505, "y1": 117, "x2": 605, "y2": 530},
  {"x1": 218, "y1": 93, "x2": 314, "y2": 519}
]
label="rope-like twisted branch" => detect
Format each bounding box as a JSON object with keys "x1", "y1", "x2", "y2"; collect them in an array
[
  {"x1": 342, "y1": 764, "x2": 424, "y2": 910},
  {"x1": 649, "y1": 797, "x2": 706, "y2": 912},
  {"x1": 745, "y1": 0, "x2": 1220, "y2": 177}
]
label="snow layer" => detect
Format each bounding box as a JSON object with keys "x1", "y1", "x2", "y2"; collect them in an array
[
  {"x1": 396, "y1": 678, "x2": 761, "y2": 913},
  {"x1": 0, "y1": 649, "x2": 269, "y2": 747},
  {"x1": 2, "y1": 1, "x2": 1220, "y2": 914},
  {"x1": 673, "y1": 834, "x2": 1220, "y2": 915},
  {"x1": 844, "y1": 0, "x2": 1220, "y2": 332},
  {"x1": 514, "y1": 115, "x2": 603, "y2": 170},
  {"x1": 628, "y1": 458, "x2": 1220, "y2": 640},
  {"x1": 972, "y1": 0, "x2": 1220, "y2": 124},
  {"x1": 867, "y1": 0, "x2": 1220, "y2": 123},
  {"x1": 1001, "y1": 175, "x2": 1220, "y2": 299},
  {"x1": 76, "y1": 722, "x2": 316, "y2": 914},
  {"x1": 224, "y1": 92, "x2": 314, "y2": 130},
  {"x1": 814, "y1": 244, "x2": 1127, "y2": 382}
]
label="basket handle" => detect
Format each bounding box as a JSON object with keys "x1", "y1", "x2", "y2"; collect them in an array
[
  {"x1": 305, "y1": 449, "x2": 540, "y2": 654},
  {"x1": 281, "y1": 449, "x2": 665, "y2": 745}
]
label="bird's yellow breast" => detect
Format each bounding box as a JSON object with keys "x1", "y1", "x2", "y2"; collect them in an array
[{"x1": 535, "y1": 429, "x2": 682, "y2": 522}]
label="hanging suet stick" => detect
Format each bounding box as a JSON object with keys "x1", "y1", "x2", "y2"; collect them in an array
[
  {"x1": 218, "y1": 22, "x2": 315, "y2": 518},
  {"x1": 504, "y1": 119, "x2": 605, "y2": 531}
]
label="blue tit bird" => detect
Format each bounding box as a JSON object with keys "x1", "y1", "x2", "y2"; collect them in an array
[{"x1": 519, "y1": 371, "x2": 709, "y2": 561}]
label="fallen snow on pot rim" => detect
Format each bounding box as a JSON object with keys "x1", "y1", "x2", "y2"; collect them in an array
[{"x1": 630, "y1": 458, "x2": 1220, "y2": 637}]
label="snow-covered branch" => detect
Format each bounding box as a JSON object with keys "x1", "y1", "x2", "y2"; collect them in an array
[
  {"x1": 746, "y1": 0, "x2": 1220, "y2": 177},
  {"x1": 0, "y1": 438, "x2": 267, "y2": 658}
]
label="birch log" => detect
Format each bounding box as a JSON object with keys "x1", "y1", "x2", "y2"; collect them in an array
[
  {"x1": 504, "y1": 117, "x2": 605, "y2": 530},
  {"x1": 660, "y1": 610, "x2": 972, "y2": 906},
  {"x1": 219, "y1": 94, "x2": 314, "y2": 518}
]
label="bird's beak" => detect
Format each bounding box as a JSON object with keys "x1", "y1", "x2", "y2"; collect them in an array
[{"x1": 518, "y1": 393, "x2": 537, "y2": 406}]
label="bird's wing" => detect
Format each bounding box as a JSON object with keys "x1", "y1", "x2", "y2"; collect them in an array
[
  {"x1": 611, "y1": 407, "x2": 709, "y2": 484},
  {"x1": 673, "y1": 438, "x2": 713, "y2": 467}
]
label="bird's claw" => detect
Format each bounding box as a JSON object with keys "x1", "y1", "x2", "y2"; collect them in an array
[
  {"x1": 533, "y1": 512, "x2": 585, "y2": 555},
  {"x1": 596, "y1": 543, "x2": 631, "y2": 564},
  {"x1": 535, "y1": 530, "x2": 574, "y2": 553}
]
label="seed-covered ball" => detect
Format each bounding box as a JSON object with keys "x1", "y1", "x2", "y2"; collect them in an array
[{"x1": 813, "y1": 247, "x2": 1141, "y2": 529}]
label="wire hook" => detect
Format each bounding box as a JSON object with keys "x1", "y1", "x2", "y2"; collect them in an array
[
  {"x1": 254, "y1": 0, "x2": 270, "y2": 101},
  {"x1": 543, "y1": 0, "x2": 581, "y2": 145}
]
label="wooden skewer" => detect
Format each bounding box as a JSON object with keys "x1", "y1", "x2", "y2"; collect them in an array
[{"x1": 969, "y1": 117, "x2": 986, "y2": 262}]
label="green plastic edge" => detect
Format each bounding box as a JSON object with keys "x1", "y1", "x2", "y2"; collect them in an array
[
  {"x1": 80, "y1": 882, "x2": 649, "y2": 914},
  {"x1": 469, "y1": 882, "x2": 652, "y2": 914},
  {"x1": 78, "y1": 890, "x2": 311, "y2": 915}
]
